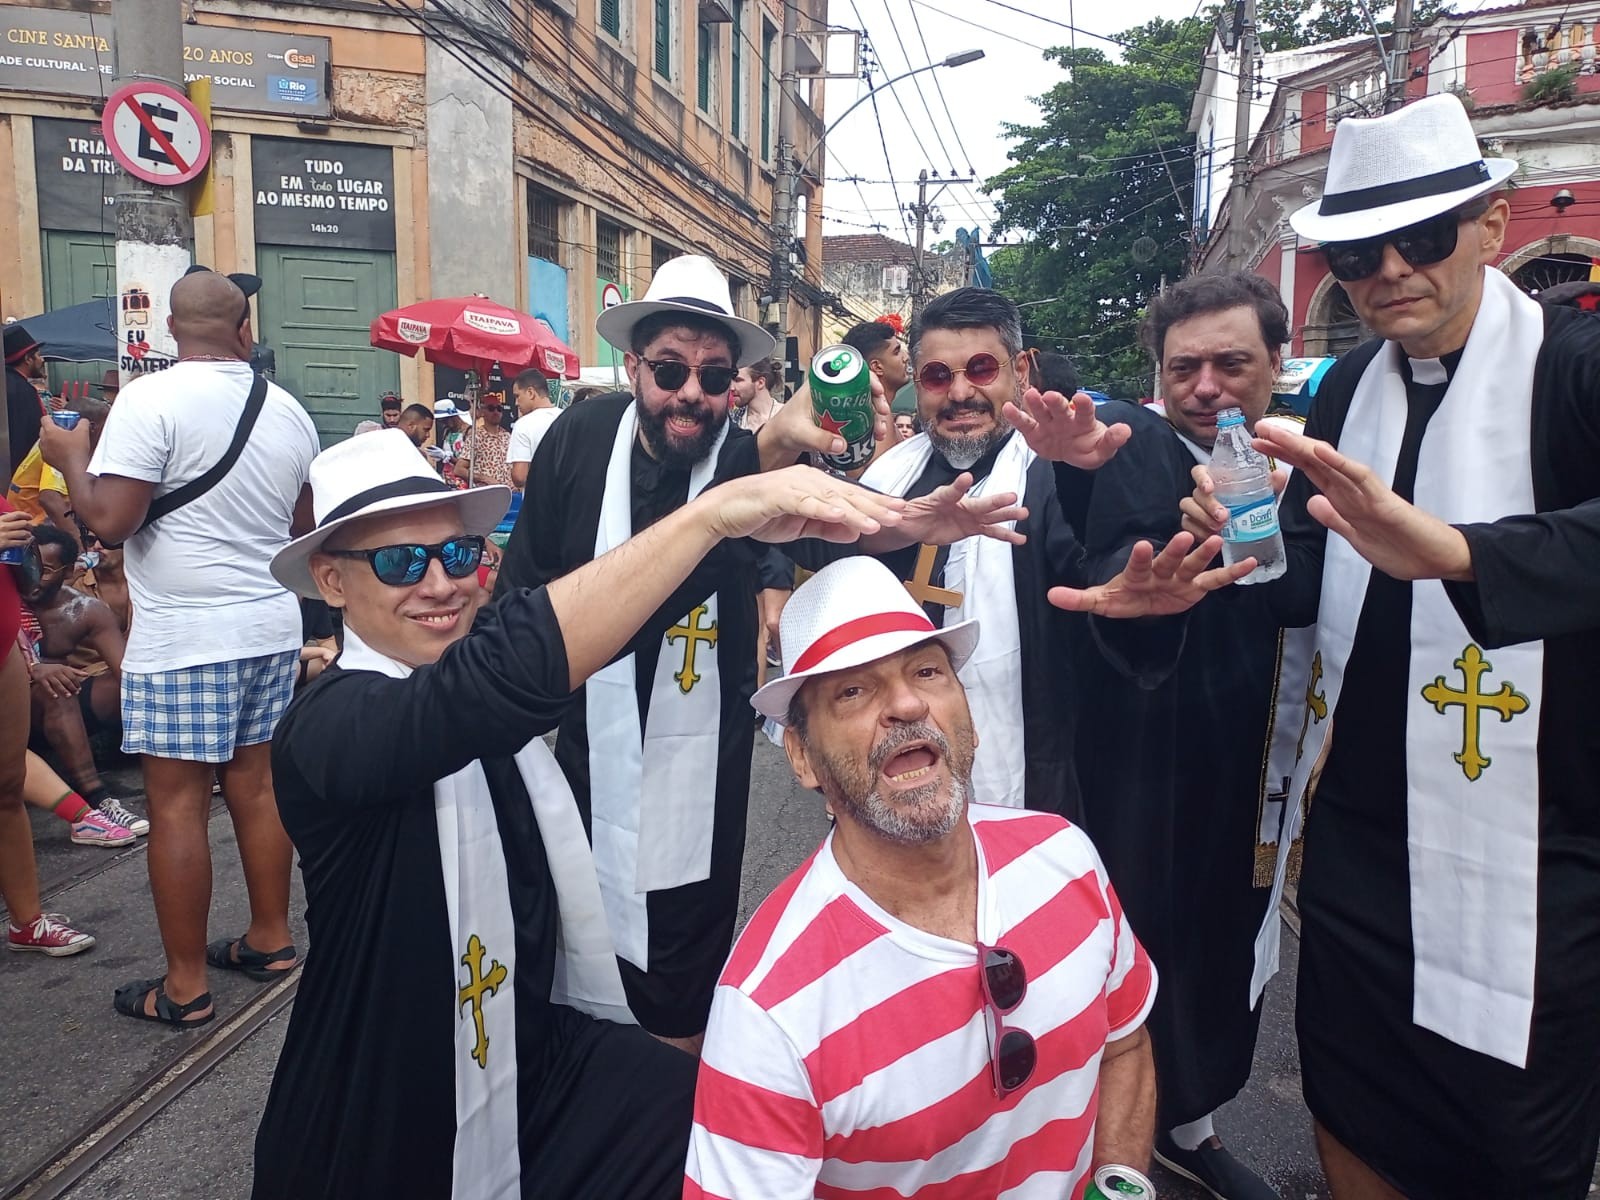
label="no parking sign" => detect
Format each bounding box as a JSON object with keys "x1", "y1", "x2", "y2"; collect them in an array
[{"x1": 101, "y1": 81, "x2": 211, "y2": 186}]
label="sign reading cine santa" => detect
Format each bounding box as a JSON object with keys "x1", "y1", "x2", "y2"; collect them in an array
[{"x1": 0, "y1": 5, "x2": 332, "y2": 118}]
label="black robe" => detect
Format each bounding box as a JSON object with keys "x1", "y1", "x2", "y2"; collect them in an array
[
  {"x1": 1054, "y1": 399, "x2": 1275, "y2": 1129},
  {"x1": 495, "y1": 392, "x2": 772, "y2": 1037},
  {"x1": 254, "y1": 587, "x2": 695, "y2": 1200},
  {"x1": 873, "y1": 431, "x2": 1090, "y2": 818},
  {"x1": 6, "y1": 365, "x2": 41, "y2": 478},
  {"x1": 1247, "y1": 308, "x2": 1600, "y2": 1196}
]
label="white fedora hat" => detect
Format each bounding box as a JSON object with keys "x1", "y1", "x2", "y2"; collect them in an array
[
  {"x1": 595, "y1": 254, "x2": 776, "y2": 369},
  {"x1": 1290, "y1": 94, "x2": 1516, "y2": 244},
  {"x1": 432, "y1": 399, "x2": 468, "y2": 420},
  {"x1": 751, "y1": 557, "x2": 980, "y2": 721},
  {"x1": 271, "y1": 428, "x2": 510, "y2": 599}
]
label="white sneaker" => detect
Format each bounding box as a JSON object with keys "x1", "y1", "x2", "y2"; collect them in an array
[
  {"x1": 97, "y1": 796, "x2": 149, "y2": 836},
  {"x1": 70, "y1": 811, "x2": 135, "y2": 848}
]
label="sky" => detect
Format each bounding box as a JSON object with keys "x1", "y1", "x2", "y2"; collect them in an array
[{"x1": 816, "y1": 0, "x2": 1204, "y2": 247}]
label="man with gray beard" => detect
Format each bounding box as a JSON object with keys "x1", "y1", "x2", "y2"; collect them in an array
[{"x1": 859, "y1": 287, "x2": 1132, "y2": 816}]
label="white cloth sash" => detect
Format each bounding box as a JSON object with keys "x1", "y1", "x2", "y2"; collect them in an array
[
  {"x1": 338, "y1": 624, "x2": 633, "y2": 1200},
  {"x1": 861, "y1": 431, "x2": 1033, "y2": 808},
  {"x1": 1255, "y1": 268, "x2": 1544, "y2": 1065},
  {"x1": 585, "y1": 402, "x2": 726, "y2": 970}
]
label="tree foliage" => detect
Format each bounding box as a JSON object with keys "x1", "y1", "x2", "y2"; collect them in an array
[{"x1": 986, "y1": 18, "x2": 1208, "y2": 397}]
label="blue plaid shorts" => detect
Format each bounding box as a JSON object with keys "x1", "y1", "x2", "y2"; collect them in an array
[{"x1": 121, "y1": 650, "x2": 299, "y2": 763}]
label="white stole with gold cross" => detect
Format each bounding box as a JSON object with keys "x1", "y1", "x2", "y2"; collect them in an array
[
  {"x1": 1262, "y1": 267, "x2": 1544, "y2": 1066},
  {"x1": 339, "y1": 624, "x2": 633, "y2": 1200},
  {"x1": 585, "y1": 402, "x2": 726, "y2": 971},
  {"x1": 860, "y1": 430, "x2": 1033, "y2": 808}
]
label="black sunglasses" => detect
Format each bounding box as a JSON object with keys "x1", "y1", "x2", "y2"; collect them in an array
[
  {"x1": 325, "y1": 536, "x2": 485, "y2": 587},
  {"x1": 642, "y1": 358, "x2": 737, "y2": 396},
  {"x1": 977, "y1": 942, "x2": 1036, "y2": 1098},
  {"x1": 1323, "y1": 209, "x2": 1466, "y2": 282}
]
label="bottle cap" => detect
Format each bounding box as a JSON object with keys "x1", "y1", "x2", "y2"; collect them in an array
[{"x1": 1216, "y1": 407, "x2": 1245, "y2": 427}]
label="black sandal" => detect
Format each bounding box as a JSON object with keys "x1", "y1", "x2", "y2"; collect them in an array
[
  {"x1": 205, "y1": 935, "x2": 298, "y2": 982},
  {"x1": 113, "y1": 976, "x2": 215, "y2": 1028}
]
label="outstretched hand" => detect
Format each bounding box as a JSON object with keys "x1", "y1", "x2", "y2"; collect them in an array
[
  {"x1": 1252, "y1": 423, "x2": 1473, "y2": 582},
  {"x1": 865, "y1": 472, "x2": 1029, "y2": 552},
  {"x1": 1047, "y1": 532, "x2": 1258, "y2": 617},
  {"x1": 703, "y1": 464, "x2": 907, "y2": 545},
  {"x1": 1003, "y1": 388, "x2": 1131, "y2": 470},
  {"x1": 756, "y1": 376, "x2": 892, "y2": 473}
]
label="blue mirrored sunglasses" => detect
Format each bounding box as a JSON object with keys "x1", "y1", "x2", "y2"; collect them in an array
[{"x1": 325, "y1": 536, "x2": 486, "y2": 587}]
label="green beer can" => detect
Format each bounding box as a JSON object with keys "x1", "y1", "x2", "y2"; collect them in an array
[
  {"x1": 1085, "y1": 1165, "x2": 1157, "y2": 1200},
  {"x1": 808, "y1": 343, "x2": 875, "y2": 472}
]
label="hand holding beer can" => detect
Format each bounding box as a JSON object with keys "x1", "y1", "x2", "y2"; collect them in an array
[
  {"x1": 808, "y1": 344, "x2": 876, "y2": 472},
  {"x1": 50, "y1": 411, "x2": 82, "y2": 431}
]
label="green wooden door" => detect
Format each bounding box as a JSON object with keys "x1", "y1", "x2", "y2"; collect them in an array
[
  {"x1": 40, "y1": 230, "x2": 115, "y2": 396},
  {"x1": 255, "y1": 246, "x2": 400, "y2": 445}
]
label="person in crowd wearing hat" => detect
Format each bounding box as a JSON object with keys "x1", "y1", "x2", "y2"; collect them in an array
[
  {"x1": 859, "y1": 287, "x2": 1137, "y2": 815},
  {"x1": 431, "y1": 399, "x2": 470, "y2": 470},
  {"x1": 686, "y1": 556, "x2": 1158, "y2": 1199},
  {"x1": 38, "y1": 269, "x2": 320, "y2": 1028},
  {"x1": 96, "y1": 369, "x2": 120, "y2": 405},
  {"x1": 1065, "y1": 92, "x2": 1600, "y2": 1196},
  {"x1": 494, "y1": 254, "x2": 1014, "y2": 1049},
  {"x1": 379, "y1": 391, "x2": 404, "y2": 429},
  {"x1": 5, "y1": 323, "x2": 47, "y2": 477},
  {"x1": 457, "y1": 396, "x2": 513, "y2": 488},
  {"x1": 505, "y1": 368, "x2": 559, "y2": 491},
  {"x1": 252, "y1": 428, "x2": 905, "y2": 1200}
]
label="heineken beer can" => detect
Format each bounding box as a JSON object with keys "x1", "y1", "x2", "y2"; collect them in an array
[
  {"x1": 809, "y1": 343, "x2": 875, "y2": 472},
  {"x1": 1085, "y1": 1165, "x2": 1157, "y2": 1200}
]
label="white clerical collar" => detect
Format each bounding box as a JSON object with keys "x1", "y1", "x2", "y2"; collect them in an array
[{"x1": 1408, "y1": 356, "x2": 1449, "y2": 386}]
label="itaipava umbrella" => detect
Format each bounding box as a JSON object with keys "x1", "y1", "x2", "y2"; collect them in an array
[{"x1": 370, "y1": 295, "x2": 580, "y2": 379}]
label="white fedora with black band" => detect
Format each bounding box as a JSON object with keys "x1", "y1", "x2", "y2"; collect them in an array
[
  {"x1": 271, "y1": 428, "x2": 510, "y2": 599},
  {"x1": 1290, "y1": 94, "x2": 1517, "y2": 245},
  {"x1": 752, "y1": 557, "x2": 980, "y2": 721},
  {"x1": 595, "y1": 253, "x2": 776, "y2": 369}
]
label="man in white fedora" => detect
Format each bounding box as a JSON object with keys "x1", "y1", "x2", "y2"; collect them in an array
[
  {"x1": 252, "y1": 428, "x2": 904, "y2": 1199},
  {"x1": 495, "y1": 254, "x2": 1019, "y2": 1049},
  {"x1": 1074, "y1": 92, "x2": 1600, "y2": 1197},
  {"x1": 686, "y1": 556, "x2": 1157, "y2": 1200}
]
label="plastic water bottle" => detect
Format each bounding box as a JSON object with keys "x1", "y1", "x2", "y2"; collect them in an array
[{"x1": 1208, "y1": 407, "x2": 1285, "y2": 585}]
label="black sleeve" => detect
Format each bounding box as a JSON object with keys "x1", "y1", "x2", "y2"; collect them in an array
[{"x1": 277, "y1": 587, "x2": 571, "y2": 809}]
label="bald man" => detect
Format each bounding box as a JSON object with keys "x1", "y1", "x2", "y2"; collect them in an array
[{"x1": 38, "y1": 269, "x2": 322, "y2": 1028}]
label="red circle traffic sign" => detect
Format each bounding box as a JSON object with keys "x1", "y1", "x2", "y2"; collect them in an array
[
  {"x1": 101, "y1": 81, "x2": 211, "y2": 186},
  {"x1": 601, "y1": 282, "x2": 624, "y2": 309}
]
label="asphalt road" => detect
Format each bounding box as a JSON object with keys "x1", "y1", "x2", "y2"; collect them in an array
[{"x1": 2, "y1": 740, "x2": 1331, "y2": 1199}]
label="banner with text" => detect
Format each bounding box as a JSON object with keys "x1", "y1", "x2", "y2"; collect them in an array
[
  {"x1": 33, "y1": 117, "x2": 117, "y2": 233},
  {"x1": 252, "y1": 138, "x2": 396, "y2": 251}
]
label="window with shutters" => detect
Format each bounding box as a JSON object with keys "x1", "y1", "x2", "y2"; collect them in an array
[
  {"x1": 599, "y1": 0, "x2": 621, "y2": 38},
  {"x1": 730, "y1": 1, "x2": 743, "y2": 140},
  {"x1": 527, "y1": 186, "x2": 564, "y2": 266},
  {"x1": 882, "y1": 266, "x2": 910, "y2": 295},
  {"x1": 597, "y1": 219, "x2": 623, "y2": 282},
  {"x1": 697, "y1": 22, "x2": 715, "y2": 115},
  {"x1": 760, "y1": 22, "x2": 774, "y2": 160},
  {"x1": 654, "y1": 0, "x2": 673, "y2": 78},
  {"x1": 652, "y1": 240, "x2": 679, "y2": 277}
]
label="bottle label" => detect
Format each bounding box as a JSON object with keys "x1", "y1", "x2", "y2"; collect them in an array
[{"x1": 1224, "y1": 494, "x2": 1280, "y2": 542}]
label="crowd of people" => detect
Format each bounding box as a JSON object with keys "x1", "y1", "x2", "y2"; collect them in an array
[{"x1": 2, "y1": 93, "x2": 1597, "y2": 1200}]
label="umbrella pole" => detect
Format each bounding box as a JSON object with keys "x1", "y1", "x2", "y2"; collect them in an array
[{"x1": 466, "y1": 370, "x2": 480, "y2": 487}]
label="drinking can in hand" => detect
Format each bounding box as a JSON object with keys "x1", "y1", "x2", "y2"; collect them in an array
[
  {"x1": 50, "y1": 411, "x2": 81, "y2": 430},
  {"x1": 1086, "y1": 1165, "x2": 1156, "y2": 1199},
  {"x1": 809, "y1": 344, "x2": 875, "y2": 472}
]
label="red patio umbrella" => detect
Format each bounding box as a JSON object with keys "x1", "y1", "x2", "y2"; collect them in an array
[{"x1": 369, "y1": 295, "x2": 580, "y2": 379}]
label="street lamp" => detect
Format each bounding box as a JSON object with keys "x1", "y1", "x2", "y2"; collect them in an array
[{"x1": 773, "y1": 48, "x2": 985, "y2": 336}]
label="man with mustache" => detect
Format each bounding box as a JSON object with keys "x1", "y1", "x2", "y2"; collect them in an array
[
  {"x1": 496, "y1": 257, "x2": 1017, "y2": 1048},
  {"x1": 860, "y1": 287, "x2": 1133, "y2": 814},
  {"x1": 686, "y1": 556, "x2": 1157, "y2": 1199}
]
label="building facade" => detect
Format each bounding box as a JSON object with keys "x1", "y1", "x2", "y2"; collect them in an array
[
  {"x1": 0, "y1": 0, "x2": 827, "y2": 440},
  {"x1": 1190, "y1": 0, "x2": 1600, "y2": 355},
  {"x1": 819, "y1": 231, "x2": 967, "y2": 342}
]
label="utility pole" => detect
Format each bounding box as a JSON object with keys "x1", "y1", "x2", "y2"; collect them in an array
[
  {"x1": 770, "y1": 0, "x2": 801, "y2": 354},
  {"x1": 1225, "y1": 0, "x2": 1258, "y2": 268},
  {"x1": 112, "y1": 0, "x2": 192, "y2": 383},
  {"x1": 1386, "y1": 0, "x2": 1416, "y2": 112},
  {"x1": 905, "y1": 170, "x2": 946, "y2": 321}
]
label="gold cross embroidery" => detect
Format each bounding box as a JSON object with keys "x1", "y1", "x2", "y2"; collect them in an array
[
  {"x1": 903, "y1": 544, "x2": 963, "y2": 610},
  {"x1": 1296, "y1": 651, "x2": 1328, "y2": 764},
  {"x1": 1420, "y1": 643, "x2": 1530, "y2": 783},
  {"x1": 666, "y1": 604, "x2": 718, "y2": 695},
  {"x1": 458, "y1": 933, "x2": 507, "y2": 1071}
]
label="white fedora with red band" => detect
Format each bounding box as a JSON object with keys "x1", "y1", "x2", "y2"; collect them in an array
[{"x1": 752, "y1": 557, "x2": 980, "y2": 721}]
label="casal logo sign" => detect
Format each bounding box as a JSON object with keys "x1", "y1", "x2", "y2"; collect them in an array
[{"x1": 283, "y1": 47, "x2": 318, "y2": 70}]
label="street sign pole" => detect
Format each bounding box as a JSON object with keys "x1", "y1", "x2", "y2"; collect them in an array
[{"x1": 111, "y1": 0, "x2": 194, "y2": 384}]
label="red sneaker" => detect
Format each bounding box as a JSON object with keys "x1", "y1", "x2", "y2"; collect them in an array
[{"x1": 7, "y1": 913, "x2": 95, "y2": 956}]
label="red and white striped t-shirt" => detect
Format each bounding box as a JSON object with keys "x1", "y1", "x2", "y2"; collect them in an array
[{"x1": 686, "y1": 804, "x2": 1156, "y2": 1200}]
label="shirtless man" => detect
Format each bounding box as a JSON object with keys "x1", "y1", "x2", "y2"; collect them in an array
[
  {"x1": 23, "y1": 524, "x2": 145, "y2": 835},
  {"x1": 79, "y1": 543, "x2": 130, "y2": 635}
]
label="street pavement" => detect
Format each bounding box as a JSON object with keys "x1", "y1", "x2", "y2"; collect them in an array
[{"x1": 2, "y1": 741, "x2": 1331, "y2": 1199}]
